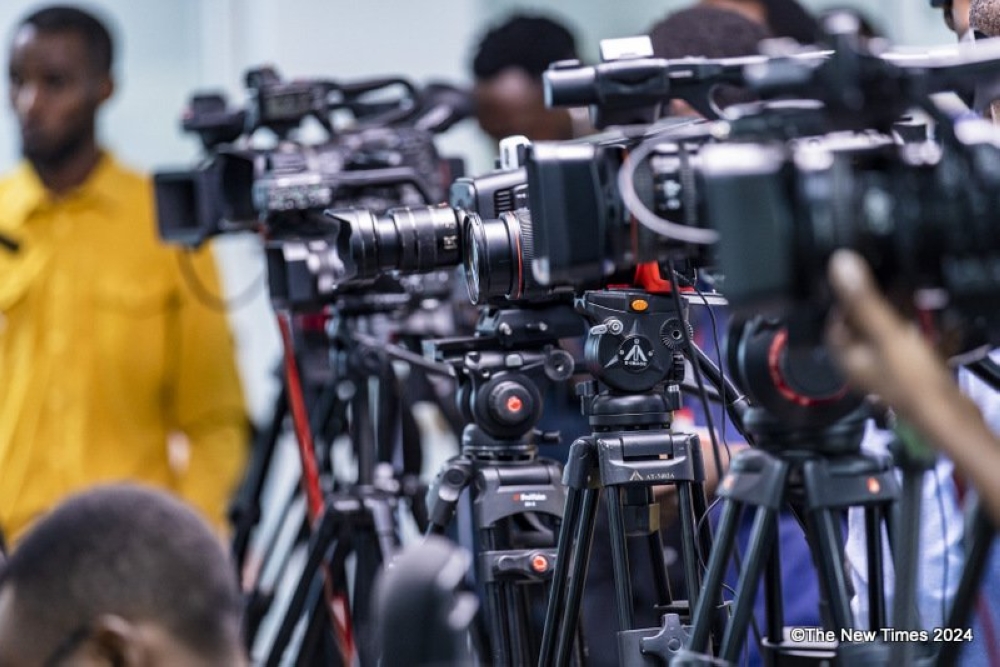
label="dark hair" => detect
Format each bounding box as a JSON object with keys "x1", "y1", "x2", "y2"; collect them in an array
[
  {"x1": 650, "y1": 6, "x2": 772, "y2": 60},
  {"x1": 650, "y1": 6, "x2": 772, "y2": 110},
  {"x1": 472, "y1": 14, "x2": 577, "y2": 80},
  {"x1": 17, "y1": 4, "x2": 114, "y2": 74},
  {"x1": 0, "y1": 485, "x2": 240, "y2": 660},
  {"x1": 761, "y1": 0, "x2": 822, "y2": 44}
]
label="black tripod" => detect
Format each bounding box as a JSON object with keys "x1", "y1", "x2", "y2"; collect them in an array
[
  {"x1": 675, "y1": 317, "x2": 901, "y2": 666},
  {"x1": 424, "y1": 303, "x2": 584, "y2": 667},
  {"x1": 539, "y1": 288, "x2": 716, "y2": 667},
  {"x1": 243, "y1": 280, "x2": 456, "y2": 666}
]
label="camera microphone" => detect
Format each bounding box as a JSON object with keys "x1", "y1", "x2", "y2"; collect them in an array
[{"x1": 412, "y1": 83, "x2": 475, "y2": 133}]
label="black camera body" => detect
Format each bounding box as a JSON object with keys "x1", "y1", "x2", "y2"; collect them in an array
[
  {"x1": 526, "y1": 120, "x2": 715, "y2": 289},
  {"x1": 155, "y1": 124, "x2": 447, "y2": 248},
  {"x1": 702, "y1": 116, "x2": 1000, "y2": 350},
  {"x1": 154, "y1": 67, "x2": 454, "y2": 249}
]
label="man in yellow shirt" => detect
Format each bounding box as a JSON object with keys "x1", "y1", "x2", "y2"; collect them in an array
[{"x1": 0, "y1": 6, "x2": 248, "y2": 541}]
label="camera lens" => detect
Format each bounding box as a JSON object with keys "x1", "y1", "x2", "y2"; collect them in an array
[
  {"x1": 327, "y1": 205, "x2": 461, "y2": 280},
  {"x1": 463, "y1": 209, "x2": 538, "y2": 304}
]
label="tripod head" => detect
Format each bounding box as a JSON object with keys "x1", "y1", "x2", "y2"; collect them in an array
[
  {"x1": 727, "y1": 315, "x2": 869, "y2": 454},
  {"x1": 574, "y1": 286, "x2": 701, "y2": 436},
  {"x1": 424, "y1": 303, "x2": 583, "y2": 450},
  {"x1": 580, "y1": 288, "x2": 689, "y2": 395}
]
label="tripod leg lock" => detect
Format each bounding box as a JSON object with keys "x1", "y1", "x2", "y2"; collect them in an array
[
  {"x1": 617, "y1": 614, "x2": 692, "y2": 666},
  {"x1": 478, "y1": 548, "x2": 558, "y2": 583}
]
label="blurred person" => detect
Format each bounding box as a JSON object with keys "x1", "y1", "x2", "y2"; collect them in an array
[
  {"x1": 826, "y1": 251, "x2": 1000, "y2": 527},
  {"x1": 828, "y1": 250, "x2": 1000, "y2": 665},
  {"x1": 0, "y1": 5, "x2": 248, "y2": 542},
  {"x1": 701, "y1": 0, "x2": 821, "y2": 43},
  {"x1": 470, "y1": 14, "x2": 590, "y2": 143},
  {"x1": 0, "y1": 484, "x2": 245, "y2": 666},
  {"x1": 936, "y1": 0, "x2": 974, "y2": 40},
  {"x1": 649, "y1": 4, "x2": 772, "y2": 116},
  {"x1": 835, "y1": 4, "x2": 999, "y2": 663}
]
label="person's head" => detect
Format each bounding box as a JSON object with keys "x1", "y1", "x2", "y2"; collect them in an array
[
  {"x1": 934, "y1": 0, "x2": 973, "y2": 39},
  {"x1": 7, "y1": 5, "x2": 114, "y2": 170},
  {"x1": 649, "y1": 6, "x2": 772, "y2": 116},
  {"x1": 471, "y1": 14, "x2": 578, "y2": 142},
  {"x1": 701, "y1": 0, "x2": 820, "y2": 43},
  {"x1": 0, "y1": 485, "x2": 244, "y2": 667}
]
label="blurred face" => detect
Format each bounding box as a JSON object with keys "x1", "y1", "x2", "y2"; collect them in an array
[
  {"x1": 0, "y1": 587, "x2": 244, "y2": 667},
  {"x1": 7, "y1": 25, "x2": 111, "y2": 167},
  {"x1": 474, "y1": 68, "x2": 573, "y2": 142},
  {"x1": 944, "y1": 0, "x2": 972, "y2": 37}
]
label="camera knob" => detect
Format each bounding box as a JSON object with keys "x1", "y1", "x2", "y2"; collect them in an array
[
  {"x1": 489, "y1": 381, "x2": 535, "y2": 426},
  {"x1": 660, "y1": 317, "x2": 693, "y2": 351}
]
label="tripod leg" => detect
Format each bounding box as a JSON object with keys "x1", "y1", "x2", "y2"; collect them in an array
[
  {"x1": 646, "y1": 524, "x2": 674, "y2": 608},
  {"x1": 558, "y1": 487, "x2": 601, "y2": 666},
  {"x1": 264, "y1": 509, "x2": 344, "y2": 667},
  {"x1": 807, "y1": 507, "x2": 854, "y2": 631},
  {"x1": 937, "y1": 504, "x2": 996, "y2": 667},
  {"x1": 232, "y1": 383, "x2": 288, "y2": 573},
  {"x1": 763, "y1": 530, "x2": 784, "y2": 647},
  {"x1": 720, "y1": 506, "x2": 778, "y2": 662},
  {"x1": 607, "y1": 487, "x2": 636, "y2": 632},
  {"x1": 484, "y1": 574, "x2": 513, "y2": 665},
  {"x1": 682, "y1": 497, "x2": 744, "y2": 656},
  {"x1": 540, "y1": 437, "x2": 598, "y2": 667},
  {"x1": 369, "y1": 497, "x2": 400, "y2": 564},
  {"x1": 538, "y1": 487, "x2": 585, "y2": 667},
  {"x1": 300, "y1": 576, "x2": 346, "y2": 667},
  {"x1": 865, "y1": 505, "x2": 888, "y2": 630},
  {"x1": 677, "y1": 482, "x2": 701, "y2": 615}
]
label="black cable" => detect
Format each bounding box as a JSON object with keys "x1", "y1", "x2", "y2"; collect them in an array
[
  {"x1": 667, "y1": 261, "x2": 726, "y2": 507},
  {"x1": 176, "y1": 248, "x2": 267, "y2": 312},
  {"x1": 695, "y1": 496, "x2": 762, "y2": 665},
  {"x1": 680, "y1": 275, "x2": 767, "y2": 660}
]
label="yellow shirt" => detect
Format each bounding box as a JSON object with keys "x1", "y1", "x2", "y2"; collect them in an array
[{"x1": 0, "y1": 154, "x2": 248, "y2": 541}]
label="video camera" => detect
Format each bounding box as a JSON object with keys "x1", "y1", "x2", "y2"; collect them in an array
[
  {"x1": 697, "y1": 28, "x2": 1000, "y2": 353},
  {"x1": 153, "y1": 66, "x2": 463, "y2": 249},
  {"x1": 530, "y1": 22, "x2": 1000, "y2": 354}
]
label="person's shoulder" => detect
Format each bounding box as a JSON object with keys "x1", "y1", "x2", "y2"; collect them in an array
[
  {"x1": 100, "y1": 154, "x2": 153, "y2": 193},
  {"x1": 0, "y1": 163, "x2": 37, "y2": 192},
  {"x1": 0, "y1": 164, "x2": 47, "y2": 229}
]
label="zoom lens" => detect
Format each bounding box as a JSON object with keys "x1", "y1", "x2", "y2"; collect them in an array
[
  {"x1": 463, "y1": 209, "x2": 541, "y2": 304},
  {"x1": 326, "y1": 205, "x2": 461, "y2": 280}
]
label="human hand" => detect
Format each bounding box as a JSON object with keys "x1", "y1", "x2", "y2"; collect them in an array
[{"x1": 824, "y1": 249, "x2": 957, "y2": 425}]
